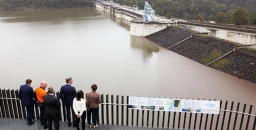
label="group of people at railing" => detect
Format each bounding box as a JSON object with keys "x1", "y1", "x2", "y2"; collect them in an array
[{"x1": 18, "y1": 77, "x2": 101, "y2": 130}]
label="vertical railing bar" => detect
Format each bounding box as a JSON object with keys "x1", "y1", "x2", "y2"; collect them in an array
[
  {"x1": 233, "y1": 102, "x2": 240, "y2": 130},
  {"x1": 178, "y1": 98, "x2": 182, "y2": 129},
  {"x1": 239, "y1": 103, "x2": 247, "y2": 130},
  {"x1": 157, "y1": 104, "x2": 160, "y2": 128},
  {"x1": 188, "y1": 98, "x2": 193, "y2": 129},
  {"x1": 101, "y1": 94, "x2": 104, "y2": 124},
  {"x1": 2, "y1": 89, "x2": 10, "y2": 118},
  {"x1": 121, "y1": 95, "x2": 124, "y2": 126},
  {"x1": 106, "y1": 94, "x2": 109, "y2": 125},
  {"x1": 199, "y1": 98, "x2": 205, "y2": 130},
  {"x1": 15, "y1": 90, "x2": 23, "y2": 119},
  {"x1": 194, "y1": 98, "x2": 200, "y2": 129},
  {"x1": 204, "y1": 99, "x2": 210, "y2": 130},
  {"x1": 215, "y1": 100, "x2": 222, "y2": 130},
  {"x1": 221, "y1": 100, "x2": 228, "y2": 130},
  {"x1": 126, "y1": 96, "x2": 129, "y2": 126},
  {"x1": 162, "y1": 109, "x2": 165, "y2": 128},
  {"x1": 111, "y1": 95, "x2": 114, "y2": 125},
  {"x1": 147, "y1": 104, "x2": 149, "y2": 127},
  {"x1": 245, "y1": 104, "x2": 253, "y2": 130},
  {"x1": 131, "y1": 105, "x2": 134, "y2": 126},
  {"x1": 142, "y1": 109, "x2": 144, "y2": 127},
  {"x1": 183, "y1": 98, "x2": 188, "y2": 129},
  {"x1": 0, "y1": 89, "x2": 4, "y2": 118},
  {"x1": 136, "y1": 109, "x2": 139, "y2": 126},
  {"x1": 173, "y1": 98, "x2": 177, "y2": 129},
  {"x1": 152, "y1": 103, "x2": 155, "y2": 128},
  {"x1": 167, "y1": 111, "x2": 171, "y2": 128},
  {"x1": 227, "y1": 101, "x2": 234, "y2": 130},
  {"x1": 209, "y1": 99, "x2": 216, "y2": 130},
  {"x1": 116, "y1": 95, "x2": 119, "y2": 125},
  {"x1": 253, "y1": 113, "x2": 256, "y2": 130},
  {"x1": 6, "y1": 89, "x2": 14, "y2": 118}
]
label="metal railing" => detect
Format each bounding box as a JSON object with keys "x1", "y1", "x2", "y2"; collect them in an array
[{"x1": 0, "y1": 89, "x2": 255, "y2": 130}]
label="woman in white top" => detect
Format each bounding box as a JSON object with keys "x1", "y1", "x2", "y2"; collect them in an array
[{"x1": 73, "y1": 90, "x2": 86, "y2": 130}]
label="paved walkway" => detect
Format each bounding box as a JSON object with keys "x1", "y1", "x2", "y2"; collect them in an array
[{"x1": 0, "y1": 118, "x2": 175, "y2": 130}]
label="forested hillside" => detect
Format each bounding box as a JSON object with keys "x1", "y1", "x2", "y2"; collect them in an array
[
  {"x1": 0, "y1": 0, "x2": 94, "y2": 9},
  {"x1": 0, "y1": 0, "x2": 255, "y2": 25},
  {"x1": 113, "y1": 0, "x2": 256, "y2": 25}
]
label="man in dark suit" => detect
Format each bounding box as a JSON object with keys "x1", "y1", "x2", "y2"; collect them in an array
[
  {"x1": 59, "y1": 77, "x2": 76, "y2": 127},
  {"x1": 44, "y1": 86, "x2": 60, "y2": 130},
  {"x1": 19, "y1": 79, "x2": 35, "y2": 125}
]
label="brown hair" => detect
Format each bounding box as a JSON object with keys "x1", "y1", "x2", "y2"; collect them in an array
[
  {"x1": 26, "y1": 79, "x2": 32, "y2": 84},
  {"x1": 66, "y1": 77, "x2": 72, "y2": 83},
  {"x1": 76, "y1": 90, "x2": 84, "y2": 101},
  {"x1": 91, "y1": 84, "x2": 97, "y2": 91}
]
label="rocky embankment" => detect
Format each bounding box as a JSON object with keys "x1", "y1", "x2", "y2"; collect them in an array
[{"x1": 146, "y1": 26, "x2": 256, "y2": 83}]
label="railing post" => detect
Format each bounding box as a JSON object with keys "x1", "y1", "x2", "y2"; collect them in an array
[
  {"x1": 239, "y1": 103, "x2": 247, "y2": 130},
  {"x1": 142, "y1": 108, "x2": 144, "y2": 127},
  {"x1": 126, "y1": 96, "x2": 129, "y2": 126},
  {"x1": 15, "y1": 90, "x2": 23, "y2": 119},
  {"x1": 215, "y1": 100, "x2": 223, "y2": 130},
  {"x1": 0, "y1": 89, "x2": 5, "y2": 118},
  {"x1": 111, "y1": 95, "x2": 114, "y2": 125},
  {"x1": 136, "y1": 108, "x2": 139, "y2": 126},
  {"x1": 157, "y1": 105, "x2": 160, "y2": 128},
  {"x1": 188, "y1": 98, "x2": 193, "y2": 129},
  {"x1": 245, "y1": 104, "x2": 253, "y2": 130},
  {"x1": 209, "y1": 99, "x2": 216, "y2": 130},
  {"x1": 116, "y1": 95, "x2": 119, "y2": 125},
  {"x1": 204, "y1": 99, "x2": 211, "y2": 130},
  {"x1": 221, "y1": 100, "x2": 228, "y2": 130},
  {"x1": 6, "y1": 89, "x2": 14, "y2": 118},
  {"x1": 2, "y1": 89, "x2": 9, "y2": 118},
  {"x1": 121, "y1": 95, "x2": 124, "y2": 126},
  {"x1": 106, "y1": 94, "x2": 109, "y2": 125},
  {"x1": 131, "y1": 103, "x2": 134, "y2": 126},
  {"x1": 101, "y1": 94, "x2": 104, "y2": 124},
  {"x1": 253, "y1": 113, "x2": 256, "y2": 130},
  {"x1": 199, "y1": 98, "x2": 205, "y2": 130},
  {"x1": 162, "y1": 108, "x2": 165, "y2": 128},
  {"x1": 193, "y1": 98, "x2": 200, "y2": 130},
  {"x1": 11, "y1": 90, "x2": 18, "y2": 118},
  {"x1": 227, "y1": 101, "x2": 234, "y2": 130},
  {"x1": 167, "y1": 109, "x2": 171, "y2": 128},
  {"x1": 233, "y1": 102, "x2": 240, "y2": 130}
]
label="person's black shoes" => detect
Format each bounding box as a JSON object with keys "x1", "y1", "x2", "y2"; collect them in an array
[
  {"x1": 44, "y1": 126, "x2": 48, "y2": 129},
  {"x1": 68, "y1": 122, "x2": 72, "y2": 127},
  {"x1": 27, "y1": 121, "x2": 35, "y2": 125}
]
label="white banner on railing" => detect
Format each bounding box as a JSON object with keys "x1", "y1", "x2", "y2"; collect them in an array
[{"x1": 128, "y1": 96, "x2": 220, "y2": 114}]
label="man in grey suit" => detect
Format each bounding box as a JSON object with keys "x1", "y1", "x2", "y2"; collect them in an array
[{"x1": 44, "y1": 87, "x2": 60, "y2": 130}]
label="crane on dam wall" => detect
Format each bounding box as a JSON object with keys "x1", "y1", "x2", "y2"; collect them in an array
[{"x1": 143, "y1": 1, "x2": 155, "y2": 22}]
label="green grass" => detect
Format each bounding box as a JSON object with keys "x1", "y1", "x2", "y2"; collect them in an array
[
  {"x1": 247, "y1": 47, "x2": 256, "y2": 51},
  {"x1": 212, "y1": 59, "x2": 230, "y2": 69},
  {"x1": 201, "y1": 50, "x2": 223, "y2": 64}
]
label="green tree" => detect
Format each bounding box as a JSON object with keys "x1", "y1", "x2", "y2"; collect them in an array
[
  {"x1": 215, "y1": 12, "x2": 226, "y2": 23},
  {"x1": 208, "y1": 15, "x2": 214, "y2": 21},
  {"x1": 194, "y1": 14, "x2": 205, "y2": 21},
  {"x1": 231, "y1": 8, "x2": 250, "y2": 25},
  {"x1": 250, "y1": 10, "x2": 256, "y2": 24}
]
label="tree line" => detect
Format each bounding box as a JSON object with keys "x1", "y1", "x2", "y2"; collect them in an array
[
  {"x1": 0, "y1": 0, "x2": 94, "y2": 10},
  {"x1": 113, "y1": 0, "x2": 256, "y2": 25}
]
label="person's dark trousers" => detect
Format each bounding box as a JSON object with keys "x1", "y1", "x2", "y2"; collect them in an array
[
  {"x1": 87, "y1": 108, "x2": 99, "y2": 126},
  {"x1": 38, "y1": 102, "x2": 47, "y2": 127},
  {"x1": 75, "y1": 111, "x2": 86, "y2": 130},
  {"x1": 66, "y1": 105, "x2": 76, "y2": 127},
  {"x1": 47, "y1": 115, "x2": 59, "y2": 130},
  {"x1": 25, "y1": 105, "x2": 34, "y2": 124}
]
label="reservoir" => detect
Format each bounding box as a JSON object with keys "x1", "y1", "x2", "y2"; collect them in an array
[{"x1": 0, "y1": 8, "x2": 255, "y2": 114}]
